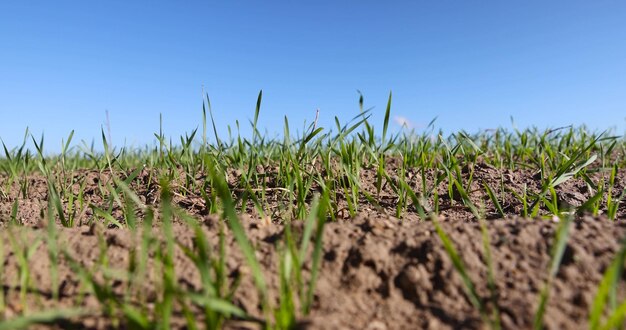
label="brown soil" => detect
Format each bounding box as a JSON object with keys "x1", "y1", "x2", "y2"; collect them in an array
[{"x1": 1, "y1": 160, "x2": 626, "y2": 329}]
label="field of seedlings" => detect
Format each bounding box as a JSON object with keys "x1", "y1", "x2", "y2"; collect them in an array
[{"x1": 1, "y1": 93, "x2": 626, "y2": 329}]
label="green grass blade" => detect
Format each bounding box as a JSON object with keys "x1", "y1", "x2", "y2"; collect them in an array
[
  {"x1": 121, "y1": 305, "x2": 152, "y2": 329},
  {"x1": 533, "y1": 216, "x2": 572, "y2": 330},
  {"x1": 303, "y1": 190, "x2": 329, "y2": 315},
  {"x1": 590, "y1": 237, "x2": 626, "y2": 329},
  {"x1": 0, "y1": 308, "x2": 88, "y2": 330},
  {"x1": 484, "y1": 182, "x2": 505, "y2": 218},
  {"x1": 208, "y1": 163, "x2": 270, "y2": 318},
  {"x1": 382, "y1": 91, "x2": 392, "y2": 147},
  {"x1": 433, "y1": 216, "x2": 489, "y2": 324},
  {"x1": 205, "y1": 93, "x2": 222, "y2": 150},
  {"x1": 187, "y1": 293, "x2": 249, "y2": 319},
  {"x1": 600, "y1": 301, "x2": 626, "y2": 330},
  {"x1": 298, "y1": 195, "x2": 320, "y2": 263},
  {"x1": 576, "y1": 187, "x2": 604, "y2": 216},
  {"x1": 253, "y1": 90, "x2": 262, "y2": 144}
]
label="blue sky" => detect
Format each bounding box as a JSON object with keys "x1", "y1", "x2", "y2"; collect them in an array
[{"x1": 1, "y1": 1, "x2": 625, "y2": 152}]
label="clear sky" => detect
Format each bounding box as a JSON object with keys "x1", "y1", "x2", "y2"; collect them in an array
[{"x1": 1, "y1": 1, "x2": 625, "y2": 152}]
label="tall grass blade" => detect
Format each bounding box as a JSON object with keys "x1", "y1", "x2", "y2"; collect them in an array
[
  {"x1": 484, "y1": 182, "x2": 505, "y2": 218},
  {"x1": 382, "y1": 91, "x2": 392, "y2": 147},
  {"x1": 303, "y1": 190, "x2": 329, "y2": 315},
  {"x1": 0, "y1": 309, "x2": 88, "y2": 330},
  {"x1": 208, "y1": 163, "x2": 270, "y2": 319},
  {"x1": 533, "y1": 215, "x2": 572, "y2": 330},
  {"x1": 433, "y1": 216, "x2": 489, "y2": 324},
  {"x1": 589, "y1": 237, "x2": 626, "y2": 329}
]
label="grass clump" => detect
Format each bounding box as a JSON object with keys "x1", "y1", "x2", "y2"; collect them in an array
[{"x1": 0, "y1": 91, "x2": 625, "y2": 328}]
